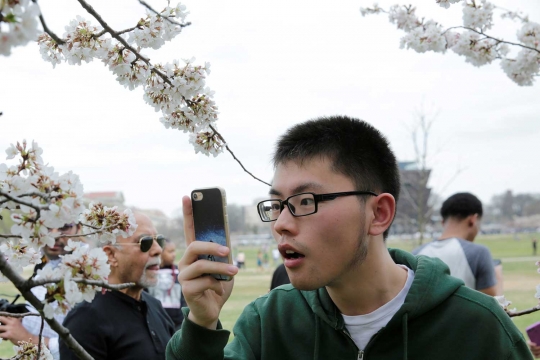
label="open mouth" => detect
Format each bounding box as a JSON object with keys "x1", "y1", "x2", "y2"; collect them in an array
[
  {"x1": 146, "y1": 264, "x2": 160, "y2": 271},
  {"x1": 281, "y1": 249, "x2": 305, "y2": 260}
]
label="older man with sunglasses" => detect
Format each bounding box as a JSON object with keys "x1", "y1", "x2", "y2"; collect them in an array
[{"x1": 60, "y1": 212, "x2": 175, "y2": 360}]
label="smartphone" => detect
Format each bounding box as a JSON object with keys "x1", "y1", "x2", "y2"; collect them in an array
[
  {"x1": 527, "y1": 322, "x2": 540, "y2": 345},
  {"x1": 191, "y1": 187, "x2": 233, "y2": 281}
]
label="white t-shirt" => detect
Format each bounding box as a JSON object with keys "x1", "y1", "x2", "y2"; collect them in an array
[{"x1": 342, "y1": 266, "x2": 415, "y2": 350}]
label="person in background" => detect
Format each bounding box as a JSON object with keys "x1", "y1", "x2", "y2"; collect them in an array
[
  {"x1": 270, "y1": 263, "x2": 290, "y2": 290},
  {"x1": 413, "y1": 192, "x2": 498, "y2": 296},
  {"x1": 147, "y1": 238, "x2": 187, "y2": 330},
  {"x1": 60, "y1": 213, "x2": 174, "y2": 360},
  {"x1": 0, "y1": 223, "x2": 81, "y2": 360}
]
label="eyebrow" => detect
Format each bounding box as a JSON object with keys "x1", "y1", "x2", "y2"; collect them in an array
[{"x1": 269, "y1": 182, "x2": 324, "y2": 197}]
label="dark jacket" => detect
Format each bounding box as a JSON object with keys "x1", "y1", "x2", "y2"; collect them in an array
[{"x1": 166, "y1": 248, "x2": 532, "y2": 360}]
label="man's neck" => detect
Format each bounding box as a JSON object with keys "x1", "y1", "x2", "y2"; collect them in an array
[
  {"x1": 326, "y1": 240, "x2": 408, "y2": 316},
  {"x1": 108, "y1": 275, "x2": 143, "y2": 300},
  {"x1": 439, "y1": 224, "x2": 471, "y2": 242}
]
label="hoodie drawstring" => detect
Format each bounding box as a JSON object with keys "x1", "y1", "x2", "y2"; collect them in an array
[
  {"x1": 313, "y1": 314, "x2": 320, "y2": 360},
  {"x1": 402, "y1": 312, "x2": 409, "y2": 360}
]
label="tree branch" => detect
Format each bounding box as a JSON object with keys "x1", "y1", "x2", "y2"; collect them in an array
[
  {"x1": 138, "y1": 0, "x2": 191, "y2": 27},
  {"x1": 508, "y1": 305, "x2": 540, "y2": 317},
  {"x1": 443, "y1": 26, "x2": 540, "y2": 54},
  {"x1": 31, "y1": 0, "x2": 65, "y2": 45},
  {"x1": 0, "y1": 190, "x2": 49, "y2": 222},
  {"x1": 76, "y1": 0, "x2": 267, "y2": 187},
  {"x1": 25, "y1": 278, "x2": 135, "y2": 292},
  {"x1": 209, "y1": 125, "x2": 271, "y2": 187},
  {"x1": 0, "y1": 250, "x2": 93, "y2": 360}
]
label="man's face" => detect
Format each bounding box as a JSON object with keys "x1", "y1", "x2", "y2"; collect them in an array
[
  {"x1": 161, "y1": 242, "x2": 176, "y2": 267},
  {"x1": 113, "y1": 214, "x2": 162, "y2": 288},
  {"x1": 43, "y1": 224, "x2": 78, "y2": 260},
  {"x1": 270, "y1": 158, "x2": 369, "y2": 291}
]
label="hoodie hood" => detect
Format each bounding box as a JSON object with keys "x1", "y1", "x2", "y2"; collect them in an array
[{"x1": 300, "y1": 248, "x2": 464, "y2": 329}]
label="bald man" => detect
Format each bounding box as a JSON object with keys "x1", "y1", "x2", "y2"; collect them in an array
[{"x1": 60, "y1": 213, "x2": 175, "y2": 360}]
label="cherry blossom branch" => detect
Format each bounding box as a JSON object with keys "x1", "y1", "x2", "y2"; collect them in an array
[
  {"x1": 0, "y1": 250, "x2": 93, "y2": 360},
  {"x1": 24, "y1": 278, "x2": 135, "y2": 292},
  {"x1": 0, "y1": 311, "x2": 41, "y2": 318},
  {"x1": 37, "y1": 315, "x2": 45, "y2": 360},
  {"x1": 508, "y1": 305, "x2": 540, "y2": 317},
  {"x1": 31, "y1": 0, "x2": 65, "y2": 45},
  {"x1": 209, "y1": 125, "x2": 271, "y2": 187},
  {"x1": 0, "y1": 190, "x2": 48, "y2": 222},
  {"x1": 76, "y1": 0, "x2": 176, "y2": 89},
  {"x1": 138, "y1": 0, "x2": 191, "y2": 27},
  {"x1": 444, "y1": 26, "x2": 540, "y2": 54},
  {"x1": 75, "y1": 0, "x2": 269, "y2": 187}
]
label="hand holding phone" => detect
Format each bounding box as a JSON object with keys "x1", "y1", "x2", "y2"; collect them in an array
[{"x1": 177, "y1": 194, "x2": 237, "y2": 330}]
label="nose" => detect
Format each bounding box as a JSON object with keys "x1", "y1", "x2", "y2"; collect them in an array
[
  {"x1": 272, "y1": 203, "x2": 298, "y2": 236},
  {"x1": 149, "y1": 237, "x2": 163, "y2": 257}
]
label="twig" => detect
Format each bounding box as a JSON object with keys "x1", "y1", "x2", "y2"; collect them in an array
[
  {"x1": 25, "y1": 278, "x2": 135, "y2": 292},
  {"x1": 0, "y1": 250, "x2": 93, "y2": 360},
  {"x1": 508, "y1": 305, "x2": 540, "y2": 317},
  {"x1": 0, "y1": 191, "x2": 49, "y2": 222},
  {"x1": 138, "y1": 0, "x2": 191, "y2": 27},
  {"x1": 443, "y1": 26, "x2": 540, "y2": 54},
  {"x1": 37, "y1": 315, "x2": 45, "y2": 359},
  {"x1": 31, "y1": 0, "x2": 65, "y2": 45},
  {"x1": 0, "y1": 311, "x2": 41, "y2": 318},
  {"x1": 209, "y1": 125, "x2": 271, "y2": 187}
]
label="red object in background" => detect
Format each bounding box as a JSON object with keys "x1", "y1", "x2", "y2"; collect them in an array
[{"x1": 527, "y1": 322, "x2": 540, "y2": 345}]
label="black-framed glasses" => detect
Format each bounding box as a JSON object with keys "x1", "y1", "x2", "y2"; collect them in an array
[
  {"x1": 122, "y1": 234, "x2": 166, "y2": 252},
  {"x1": 257, "y1": 191, "x2": 378, "y2": 222}
]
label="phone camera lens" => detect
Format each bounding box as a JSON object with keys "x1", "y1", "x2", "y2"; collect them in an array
[{"x1": 193, "y1": 193, "x2": 198, "y2": 200}]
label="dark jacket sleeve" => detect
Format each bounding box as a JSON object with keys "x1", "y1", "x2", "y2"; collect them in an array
[{"x1": 60, "y1": 304, "x2": 110, "y2": 360}]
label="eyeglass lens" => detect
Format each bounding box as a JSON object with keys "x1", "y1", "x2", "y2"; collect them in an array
[
  {"x1": 259, "y1": 193, "x2": 316, "y2": 221},
  {"x1": 139, "y1": 235, "x2": 165, "y2": 252}
]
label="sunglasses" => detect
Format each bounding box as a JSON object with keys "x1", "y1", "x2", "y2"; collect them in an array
[{"x1": 121, "y1": 234, "x2": 166, "y2": 252}]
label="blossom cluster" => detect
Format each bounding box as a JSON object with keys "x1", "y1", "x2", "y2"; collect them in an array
[
  {"x1": 34, "y1": 3, "x2": 224, "y2": 157},
  {"x1": 360, "y1": 0, "x2": 540, "y2": 86},
  {"x1": 0, "y1": 0, "x2": 40, "y2": 56},
  {"x1": 37, "y1": 240, "x2": 111, "y2": 319},
  {"x1": 13, "y1": 340, "x2": 53, "y2": 360},
  {"x1": 0, "y1": 141, "x2": 137, "y2": 314}
]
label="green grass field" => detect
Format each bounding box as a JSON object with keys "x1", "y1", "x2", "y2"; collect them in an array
[{"x1": 1, "y1": 233, "x2": 539, "y2": 357}]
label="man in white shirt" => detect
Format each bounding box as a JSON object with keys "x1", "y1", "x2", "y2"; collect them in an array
[{"x1": 413, "y1": 192, "x2": 497, "y2": 296}]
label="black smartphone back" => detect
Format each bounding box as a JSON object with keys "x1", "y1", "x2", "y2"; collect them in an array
[{"x1": 191, "y1": 187, "x2": 232, "y2": 281}]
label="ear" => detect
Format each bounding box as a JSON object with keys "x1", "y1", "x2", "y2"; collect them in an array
[
  {"x1": 467, "y1": 214, "x2": 479, "y2": 227},
  {"x1": 367, "y1": 193, "x2": 396, "y2": 237},
  {"x1": 102, "y1": 245, "x2": 118, "y2": 268}
]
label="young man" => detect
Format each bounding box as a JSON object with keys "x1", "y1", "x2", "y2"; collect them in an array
[
  {"x1": 167, "y1": 116, "x2": 531, "y2": 359},
  {"x1": 412, "y1": 192, "x2": 498, "y2": 296},
  {"x1": 60, "y1": 213, "x2": 175, "y2": 360}
]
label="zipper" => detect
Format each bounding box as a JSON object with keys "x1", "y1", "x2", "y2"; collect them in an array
[{"x1": 342, "y1": 330, "x2": 364, "y2": 360}]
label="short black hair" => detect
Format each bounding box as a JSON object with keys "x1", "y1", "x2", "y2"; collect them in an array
[
  {"x1": 440, "y1": 192, "x2": 483, "y2": 221},
  {"x1": 273, "y1": 115, "x2": 400, "y2": 238}
]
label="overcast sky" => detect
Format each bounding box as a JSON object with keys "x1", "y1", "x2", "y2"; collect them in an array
[{"x1": 2, "y1": 0, "x2": 539, "y2": 217}]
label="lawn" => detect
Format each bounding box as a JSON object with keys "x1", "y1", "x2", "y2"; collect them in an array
[{"x1": 0, "y1": 233, "x2": 539, "y2": 358}]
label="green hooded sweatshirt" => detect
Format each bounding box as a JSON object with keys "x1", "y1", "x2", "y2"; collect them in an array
[{"x1": 167, "y1": 249, "x2": 532, "y2": 360}]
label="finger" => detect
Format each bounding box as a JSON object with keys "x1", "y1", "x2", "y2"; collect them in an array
[
  {"x1": 178, "y1": 240, "x2": 231, "y2": 269},
  {"x1": 182, "y1": 196, "x2": 195, "y2": 246},
  {"x1": 182, "y1": 274, "x2": 225, "y2": 297},
  {"x1": 179, "y1": 259, "x2": 237, "y2": 282}
]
